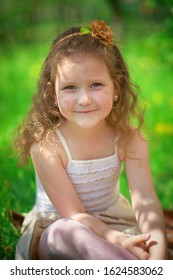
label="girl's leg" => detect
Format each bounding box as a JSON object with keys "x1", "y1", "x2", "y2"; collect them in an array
[{"x1": 38, "y1": 218, "x2": 136, "y2": 260}]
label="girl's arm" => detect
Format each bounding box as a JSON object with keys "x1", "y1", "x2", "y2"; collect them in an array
[
  {"x1": 31, "y1": 136, "x2": 149, "y2": 259},
  {"x1": 125, "y1": 131, "x2": 168, "y2": 259}
]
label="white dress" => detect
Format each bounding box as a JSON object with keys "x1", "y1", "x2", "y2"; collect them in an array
[{"x1": 15, "y1": 128, "x2": 139, "y2": 259}]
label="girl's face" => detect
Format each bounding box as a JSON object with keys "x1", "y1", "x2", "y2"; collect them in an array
[{"x1": 55, "y1": 54, "x2": 116, "y2": 129}]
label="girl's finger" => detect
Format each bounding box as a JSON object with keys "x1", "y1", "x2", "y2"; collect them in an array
[
  {"x1": 127, "y1": 233, "x2": 151, "y2": 246},
  {"x1": 124, "y1": 234, "x2": 151, "y2": 260}
]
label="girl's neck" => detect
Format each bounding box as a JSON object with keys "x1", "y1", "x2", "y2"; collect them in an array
[
  {"x1": 60, "y1": 120, "x2": 113, "y2": 142},
  {"x1": 58, "y1": 121, "x2": 116, "y2": 160}
]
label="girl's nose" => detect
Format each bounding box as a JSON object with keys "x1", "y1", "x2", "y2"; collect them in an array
[{"x1": 77, "y1": 90, "x2": 91, "y2": 106}]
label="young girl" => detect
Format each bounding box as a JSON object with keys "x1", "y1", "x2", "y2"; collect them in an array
[{"x1": 15, "y1": 20, "x2": 168, "y2": 260}]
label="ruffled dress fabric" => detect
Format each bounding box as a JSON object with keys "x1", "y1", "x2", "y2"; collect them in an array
[{"x1": 15, "y1": 129, "x2": 139, "y2": 260}]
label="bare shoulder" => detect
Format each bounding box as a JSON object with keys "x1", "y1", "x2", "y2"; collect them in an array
[
  {"x1": 31, "y1": 131, "x2": 57, "y2": 155},
  {"x1": 126, "y1": 129, "x2": 149, "y2": 160},
  {"x1": 118, "y1": 129, "x2": 149, "y2": 162},
  {"x1": 30, "y1": 130, "x2": 67, "y2": 167}
]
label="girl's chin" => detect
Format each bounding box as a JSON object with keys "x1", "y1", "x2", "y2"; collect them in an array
[{"x1": 71, "y1": 119, "x2": 105, "y2": 129}]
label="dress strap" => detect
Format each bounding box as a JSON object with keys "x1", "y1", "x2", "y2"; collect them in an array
[
  {"x1": 55, "y1": 128, "x2": 72, "y2": 162},
  {"x1": 114, "y1": 135, "x2": 119, "y2": 153}
]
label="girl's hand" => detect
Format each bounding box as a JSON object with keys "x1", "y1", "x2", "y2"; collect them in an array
[
  {"x1": 72, "y1": 213, "x2": 151, "y2": 260},
  {"x1": 117, "y1": 233, "x2": 151, "y2": 260}
]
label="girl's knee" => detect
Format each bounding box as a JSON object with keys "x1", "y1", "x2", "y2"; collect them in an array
[
  {"x1": 42, "y1": 218, "x2": 84, "y2": 239},
  {"x1": 50, "y1": 217, "x2": 83, "y2": 231}
]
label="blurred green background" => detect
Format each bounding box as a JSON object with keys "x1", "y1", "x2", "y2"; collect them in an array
[{"x1": 0, "y1": 0, "x2": 173, "y2": 259}]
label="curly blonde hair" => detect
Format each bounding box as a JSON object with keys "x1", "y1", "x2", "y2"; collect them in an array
[{"x1": 15, "y1": 20, "x2": 145, "y2": 165}]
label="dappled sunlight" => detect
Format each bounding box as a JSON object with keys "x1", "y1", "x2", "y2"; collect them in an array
[{"x1": 155, "y1": 123, "x2": 173, "y2": 135}]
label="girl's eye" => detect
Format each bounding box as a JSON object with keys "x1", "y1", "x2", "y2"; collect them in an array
[
  {"x1": 64, "y1": 85, "x2": 76, "y2": 90},
  {"x1": 90, "y1": 83, "x2": 102, "y2": 88}
]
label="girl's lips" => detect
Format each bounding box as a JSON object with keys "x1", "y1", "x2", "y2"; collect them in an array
[{"x1": 74, "y1": 109, "x2": 98, "y2": 114}]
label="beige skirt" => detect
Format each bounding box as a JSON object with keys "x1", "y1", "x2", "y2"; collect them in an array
[{"x1": 15, "y1": 194, "x2": 140, "y2": 260}]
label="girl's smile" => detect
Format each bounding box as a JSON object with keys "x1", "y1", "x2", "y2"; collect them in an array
[
  {"x1": 74, "y1": 109, "x2": 98, "y2": 113},
  {"x1": 55, "y1": 54, "x2": 116, "y2": 129}
]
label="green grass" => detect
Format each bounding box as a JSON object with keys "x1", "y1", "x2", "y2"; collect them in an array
[{"x1": 0, "y1": 22, "x2": 173, "y2": 259}]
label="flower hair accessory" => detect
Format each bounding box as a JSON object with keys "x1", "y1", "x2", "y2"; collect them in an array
[
  {"x1": 81, "y1": 20, "x2": 114, "y2": 46},
  {"x1": 56, "y1": 20, "x2": 114, "y2": 47}
]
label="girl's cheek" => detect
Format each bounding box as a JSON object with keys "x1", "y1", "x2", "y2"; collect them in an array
[
  {"x1": 59, "y1": 95, "x2": 75, "y2": 110},
  {"x1": 96, "y1": 94, "x2": 113, "y2": 108}
]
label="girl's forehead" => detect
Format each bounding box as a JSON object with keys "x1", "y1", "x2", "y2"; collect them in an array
[
  {"x1": 55, "y1": 54, "x2": 114, "y2": 86},
  {"x1": 59, "y1": 52, "x2": 101, "y2": 63},
  {"x1": 56, "y1": 53, "x2": 108, "y2": 72}
]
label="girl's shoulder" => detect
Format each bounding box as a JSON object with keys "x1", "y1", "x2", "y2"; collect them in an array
[
  {"x1": 30, "y1": 130, "x2": 68, "y2": 168},
  {"x1": 118, "y1": 129, "x2": 148, "y2": 162}
]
